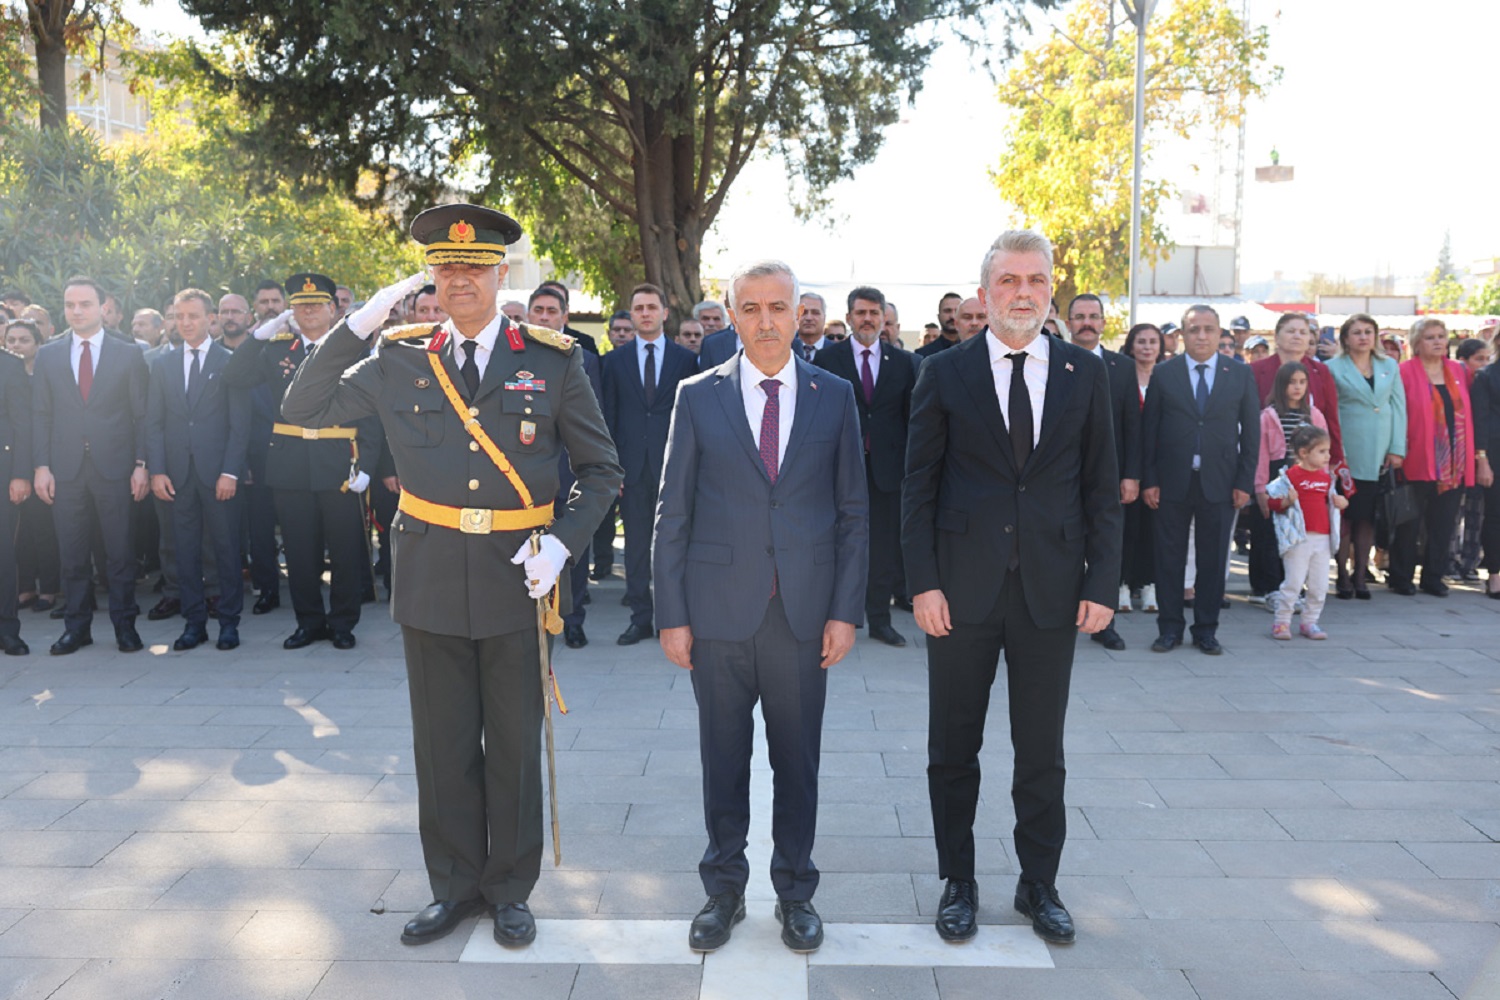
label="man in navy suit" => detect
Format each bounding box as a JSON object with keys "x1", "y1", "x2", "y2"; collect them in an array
[
  {"x1": 146, "y1": 289, "x2": 251, "y2": 652},
  {"x1": 814, "y1": 285, "x2": 916, "y2": 646},
  {"x1": 33, "y1": 276, "x2": 151, "y2": 655},
  {"x1": 655, "y1": 260, "x2": 868, "y2": 955},
  {"x1": 600, "y1": 282, "x2": 697, "y2": 645}
]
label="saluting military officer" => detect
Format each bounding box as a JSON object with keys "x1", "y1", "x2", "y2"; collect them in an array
[
  {"x1": 222, "y1": 272, "x2": 382, "y2": 650},
  {"x1": 280, "y1": 205, "x2": 623, "y2": 949}
]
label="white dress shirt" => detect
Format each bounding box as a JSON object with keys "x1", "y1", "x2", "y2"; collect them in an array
[
  {"x1": 988, "y1": 329, "x2": 1048, "y2": 448},
  {"x1": 446, "y1": 314, "x2": 503, "y2": 379},
  {"x1": 635, "y1": 332, "x2": 666, "y2": 388},
  {"x1": 740, "y1": 354, "x2": 798, "y2": 469},
  {"x1": 854, "y1": 338, "x2": 882, "y2": 393},
  {"x1": 70, "y1": 330, "x2": 104, "y2": 384}
]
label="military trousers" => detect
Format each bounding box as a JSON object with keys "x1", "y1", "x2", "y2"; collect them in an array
[{"x1": 272, "y1": 487, "x2": 363, "y2": 633}]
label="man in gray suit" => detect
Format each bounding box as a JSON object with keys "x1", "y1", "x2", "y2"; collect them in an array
[{"x1": 654, "y1": 260, "x2": 868, "y2": 956}]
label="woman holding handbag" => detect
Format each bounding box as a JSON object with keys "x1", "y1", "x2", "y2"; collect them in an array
[{"x1": 1328, "y1": 314, "x2": 1406, "y2": 599}]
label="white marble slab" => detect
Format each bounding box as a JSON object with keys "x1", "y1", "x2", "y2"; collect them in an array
[
  {"x1": 699, "y1": 911, "x2": 808, "y2": 1000},
  {"x1": 459, "y1": 917, "x2": 700, "y2": 965},
  {"x1": 809, "y1": 921, "x2": 1053, "y2": 968}
]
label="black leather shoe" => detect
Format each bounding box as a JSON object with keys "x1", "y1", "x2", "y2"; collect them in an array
[
  {"x1": 589, "y1": 567, "x2": 612, "y2": 582},
  {"x1": 283, "y1": 625, "x2": 330, "y2": 650},
  {"x1": 147, "y1": 597, "x2": 181, "y2": 621},
  {"x1": 216, "y1": 625, "x2": 240, "y2": 651},
  {"x1": 1150, "y1": 634, "x2": 1181, "y2": 653},
  {"x1": 330, "y1": 631, "x2": 357, "y2": 650},
  {"x1": 173, "y1": 624, "x2": 209, "y2": 651},
  {"x1": 49, "y1": 604, "x2": 66, "y2": 619},
  {"x1": 1418, "y1": 579, "x2": 1450, "y2": 598},
  {"x1": 564, "y1": 624, "x2": 588, "y2": 649},
  {"x1": 1015, "y1": 879, "x2": 1075, "y2": 944},
  {"x1": 252, "y1": 592, "x2": 280, "y2": 615},
  {"x1": 935, "y1": 878, "x2": 978, "y2": 942},
  {"x1": 116, "y1": 623, "x2": 144, "y2": 653},
  {"x1": 49, "y1": 629, "x2": 92, "y2": 656},
  {"x1": 0, "y1": 634, "x2": 29, "y2": 656},
  {"x1": 31, "y1": 597, "x2": 54, "y2": 613},
  {"x1": 400, "y1": 898, "x2": 485, "y2": 945},
  {"x1": 1193, "y1": 635, "x2": 1223, "y2": 656},
  {"x1": 688, "y1": 891, "x2": 745, "y2": 953},
  {"x1": 616, "y1": 622, "x2": 653, "y2": 646},
  {"x1": 1388, "y1": 580, "x2": 1416, "y2": 596},
  {"x1": 491, "y1": 902, "x2": 536, "y2": 947},
  {"x1": 1090, "y1": 625, "x2": 1125, "y2": 651},
  {"x1": 869, "y1": 623, "x2": 907, "y2": 647},
  {"x1": 776, "y1": 899, "x2": 823, "y2": 953}
]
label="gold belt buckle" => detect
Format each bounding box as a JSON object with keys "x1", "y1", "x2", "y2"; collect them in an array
[
  {"x1": 459, "y1": 507, "x2": 493, "y2": 534},
  {"x1": 301, "y1": 427, "x2": 319, "y2": 440}
]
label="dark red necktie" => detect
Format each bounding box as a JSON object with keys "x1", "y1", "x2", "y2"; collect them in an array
[
  {"x1": 758, "y1": 378, "x2": 781, "y2": 483},
  {"x1": 78, "y1": 338, "x2": 94, "y2": 402}
]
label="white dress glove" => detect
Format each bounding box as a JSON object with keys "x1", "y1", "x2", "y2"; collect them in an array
[
  {"x1": 253, "y1": 309, "x2": 293, "y2": 341},
  {"x1": 510, "y1": 534, "x2": 571, "y2": 599},
  {"x1": 348, "y1": 272, "x2": 430, "y2": 338},
  {"x1": 346, "y1": 470, "x2": 371, "y2": 493}
]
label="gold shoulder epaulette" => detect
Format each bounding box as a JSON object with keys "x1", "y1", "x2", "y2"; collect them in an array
[
  {"x1": 522, "y1": 322, "x2": 575, "y2": 354},
  {"x1": 381, "y1": 323, "x2": 441, "y2": 345},
  {"x1": 270, "y1": 332, "x2": 296, "y2": 342}
]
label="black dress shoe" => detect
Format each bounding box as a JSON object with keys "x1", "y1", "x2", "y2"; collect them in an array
[
  {"x1": 775, "y1": 899, "x2": 823, "y2": 953},
  {"x1": 49, "y1": 604, "x2": 66, "y2": 619},
  {"x1": 216, "y1": 625, "x2": 240, "y2": 651},
  {"x1": 283, "y1": 625, "x2": 330, "y2": 649},
  {"x1": 31, "y1": 597, "x2": 55, "y2": 613},
  {"x1": 688, "y1": 891, "x2": 745, "y2": 952},
  {"x1": 252, "y1": 592, "x2": 280, "y2": 615},
  {"x1": 0, "y1": 634, "x2": 29, "y2": 656},
  {"x1": 492, "y1": 902, "x2": 537, "y2": 947},
  {"x1": 1150, "y1": 634, "x2": 1181, "y2": 653},
  {"x1": 616, "y1": 622, "x2": 653, "y2": 645},
  {"x1": 400, "y1": 898, "x2": 485, "y2": 945},
  {"x1": 935, "y1": 878, "x2": 978, "y2": 942},
  {"x1": 564, "y1": 624, "x2": 588, "y2": 649},
  {"x1": 1090, "y1": 625, "x2": 1125, "y2": 651},
  {"x1": 116, "y1": 624, "x2": 144, "y2": 653},
  {"x1": 330, "y1": 631, "x2": 357, "y2": 650},
  {"x1": 147, "y1": 597, "x2": 181, "y2": 621},
  {"x1": 173, "y1": 624, "x2": 209, "y2": 651},
  {"x1": 589, "y1": 567, "x2": 612, "y2": 582},
  {"x1": 869, "y1": 623, "x2": 907, "y2": 647},
  {"x1": 1389, "y1": 581, "x2": 1416, "y2": 596},
  {"x1": 1418, "y1": 579, "x2": 1450, "y2": 598},
  {"x1": 1354, "y1": 587, "x2": 1372, "y2": 600},
  {"x1": 49, "y1": 629, "x2": 92, "y2": 656},
  {"x1": 1015, "y1": 879, "x2": 1075, "y2": 944},
  {"x1": 1193, "y1": 635, "x2": 1223, "y2": 656}
]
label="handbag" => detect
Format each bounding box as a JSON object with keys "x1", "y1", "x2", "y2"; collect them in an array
[{"x1": 1377, "y1": 468, "x2": 1421, "y2": 531}]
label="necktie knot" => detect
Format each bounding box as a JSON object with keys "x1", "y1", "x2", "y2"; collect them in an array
[
  {"x1": 461, "y1": 341, "x2": 477, "y2": 361},
  {"x1": 458, "y1": 339, "x2": 480, "y2": 397},
  {"x1": 762, "y1": 377, "x2": 780, "y2": 397},
  {"x1": 1196, "y1": 362, "x2": 1207, "y2": 373}
]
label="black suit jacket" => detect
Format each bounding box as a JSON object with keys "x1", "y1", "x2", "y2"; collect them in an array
[
  {"x1": 0, "y1": 351, "x2": 31, "y2": 484},
  {"x1": 902, "y1": 334, "x2": 1123, "y2": 629},
  {"x1": 914, "y1": 334, "x2": 959, "y2": 360},
  {"x1": 697, "y1": 328, "x2": 740, "y2": 370},
  {"x1": 33, "y1": 331, "x2": 148, "y2": 481},
  {"x1": 813, "y1": 338, "x2": 916, "y2": 494},
  {"x1": 1141, "y1": 353, "x2": 1260, "y2": 502},
  {"x1": 146, "y1": 341, "x2": 251, "y2": 489},
  {"x1": 1096, "y1": 346, "x2": 1142, "y2": 482},
  {"x1": 600, "y1": 335, "x2": 697, "y2": 487}
]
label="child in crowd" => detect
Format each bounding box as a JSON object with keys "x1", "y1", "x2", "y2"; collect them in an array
[
  {"x1": 1253, "y1": 361, "x2": 1328, "y2": 610},
  {"x1": 1265, "y1": 425, "x2": 1347, "y2": 640}
]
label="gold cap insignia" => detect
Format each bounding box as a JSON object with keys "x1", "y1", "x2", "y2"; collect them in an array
[
  {"x1": 302, "y1": 278, "x2": 317, "y2": 293},
  {"x1": 449, "y1": 220, "x2": 476, "y2": 243}
]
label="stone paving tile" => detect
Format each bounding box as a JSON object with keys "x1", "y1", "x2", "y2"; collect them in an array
[
  {"x1": 152, "y1": 868, "x2": 397, "y2": 912},
  {"x1": 5, "y1": 724, "x2": 120, "y2": 747},
  {"x1": 4, "y1": 830, "x2": 131, "y2": 866},
  {"x1": 1267, "y1": 918, "x2": 1500, "y2": 978},
  {"x1": 227, "y1": 908, "x2": 468, "y2": 963},
  {"x1": 1198, "y1": 841, "x2": 1431, "y2": 879},
  {"x1": 300, "y1": 833, "x2": 421, "y2": 870},
  {"x1": 1080, "y1": 806, "x2": 1290, "y2": 841},
  {"x1": 0, "y1": 957, "x2": 89, "y2": 1000},
  {"x1": 0, "y1": 909, "x2": 253, "y2": 959},
  {"x1": 1269, "y1": 808, "x2": 1488, "y2": 842},
  {"x1": 0, "y1": 866, "x2": 184, "y2": 910},
  {"x1": 1339, "y1": 878, "x2": 1500, "y2": 923},
  {"x1": 1184, "y1": 970, "x2": 1458, "y2": 1000},
  {"x1": 236, "y1": 801, "x2": 413, "y2": 835},
  {"x1": 307, "y1": 960, "x2": 577, "y2": 1000},
  {"x1": 1323, "y1": 778, "x2": 1500, "y2": 810},
  {"x1": 810, "y1": 966, "x2": 937, "y2": 1000},
  {"x1": 1067, "y1": 753, "x2": 1229, "y2": 780},
  {"x1": 1056, "y1": 840, "x2": 1224, "y2": 878},
  {"x1": 571, "y1": 964, "x2": 702, "y2": 1000},
  {"x1": 1208, "y1": 754, "x2": 1400, "y2": 780},
  {"x1": 7, "y1": 769, "x2": 211, "y2": 800},
  {"x1": 595, "y1": 871, "x2": 703, "y2": 917},
  {"x1": 1048, "y1": 917, "x2": 1300, "y2": 971},
  {"x1": 185, "y1": 773, "x2": 383, "y2": 802},
  {"x1": 1124, "y1": 876, "x2": 1371, "y2": 921},
  {"x1": 99, "y1": 831, "x2": 326, "y2": 868},
  {"x1": 48, "y1": 799, "x2": 264, "y2": 832},
  {"x1": 1400, "y1": 841, "x2": 1500, "y2": 879},
  {"x1": 0, "y1": 799, "x2": 81, "y2": 830},
  {"x1": 935, "y1": 968, "x2": 1199, "y2": 1000},
  {"x1": 1148, "y1": 778, "x2": 1345, "y2": 809},
  {"x1": 46, "y1": 958, "x2": 332, "y2": 1000}
]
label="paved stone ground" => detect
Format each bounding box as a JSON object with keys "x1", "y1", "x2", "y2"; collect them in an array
[{"x1": 1, "y1": 557, "x2": 1498, "y2": 999}]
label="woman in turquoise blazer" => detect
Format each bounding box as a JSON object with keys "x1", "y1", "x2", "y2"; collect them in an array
[{"x1": 1327, "y1": 314, "x2": 1407, "y2": 598}]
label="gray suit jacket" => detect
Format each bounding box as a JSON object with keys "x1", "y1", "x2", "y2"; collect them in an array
[
  {"x1": 653, "y1": 353, "x2": 869, "y2": 643},
  {"x1": 696, "y1": 328, "x2": 740, "y2": 371}
]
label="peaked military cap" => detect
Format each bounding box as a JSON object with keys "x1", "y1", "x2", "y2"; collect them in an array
[
  {"x1": 286, "y1": 272, "x2": 337, "y2": 305},
  {"x1": 410, "y1": 203, "x2": 523, "y2": 266}
]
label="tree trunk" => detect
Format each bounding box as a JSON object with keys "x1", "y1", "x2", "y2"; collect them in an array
[{"x1": 28, "y1": 1, "x2": 71, "y2": 130}]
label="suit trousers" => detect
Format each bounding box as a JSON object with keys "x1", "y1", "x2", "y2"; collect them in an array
[
  {"x1": 1154, "y1": 473, "x2": 1235, "y2": 640},
  {"x1": 690, "y1": 592, "x2": 827, "y2": 901},
  {"x1": 591, "y1": 497, "x2": 618, "y2": 576},
  {"x1": 1121, "y1": 500, "x2": 1155, "y2": 590},
  {"x1": 54, "y1": 454, "x2": 140, "y2": 632},
  {"x1": 619, "y1": 476, "x2": 658, "y2": 629},
  {"x1": 155, "y1": 496, "x2": 219, "y2": 602},
  {"x1": 16, "y1": 495, "x2": 60, "y2": 596},
  {"x1": 401, "y1": 623, "x2": 543, "y2": 905},
  {"x1": 864, "y1": 465, "x2": 901, "y2": 629},
  {"x1": 1244, "y1": 501, "x2": 1285, "y2": 596},
  {"x1": 273, "y1": 487, "x2": 364, "y2": 633},
  {"x1": 171, "y1": 470, "x2": 244, "y2": 628},
  {"x1": 0, "y1": 494, "x2": 20, "y2": 638},
  {"x1": 1389, "y1": 481, "x2": 1464, "y2": 588},
  {"x1": 242, "y1": 482, "x2": 279, "y2": 595},
  {"x1": 926, "y1": 567, "x2": 1075, "y2": 885}
]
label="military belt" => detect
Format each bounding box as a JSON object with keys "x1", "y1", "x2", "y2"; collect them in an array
[
  {"x1": 398, "y1": 491, "x2": 554, "y2": 534},
  {"x1": 272, "y1": 423, "x2": 357, "y2": 440}
]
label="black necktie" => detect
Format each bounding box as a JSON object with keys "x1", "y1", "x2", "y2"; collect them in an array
[
  {"x1": 459, "y1": 340, "x2": 480, "y2": 398},
  {"x1": 187, "y1": 347, "x2": 203, "y2": 406},
  {"x1": 1008, "y1": 351, "x2": 1033, "y2": 470},
  {"x1": 1194, "y1": 362, "x2": 1209, "y2": 414},
  {"x1": 643, "y1": 341, "x2": 657, "y2": 406}
]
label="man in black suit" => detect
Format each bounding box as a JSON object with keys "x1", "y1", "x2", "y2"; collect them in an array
[
  {"x1": 220, "y1": 293, "x2": 281, "y2": 613},
  {"x1": 1066, "y1": 293, "x2": 1141, "y2": 651},
  {"x1": 32, "y1": 275, "x2": 151, "y2": 655},
  {"x1": 600, "y1": 282, "x2": 697, "y2": 645},
  {"x1": 814, "y1": 285, "x2": 915, "y2": 646},
  {"x1": 146, "y1": 289, "x2": 251, "y2": 652},
  {"x1": 1142, "y1": 305, "x2": 1259, "y2": 655},
  {"x1": 0, "y1": 346, "x2": 31, "y2": 655},
  {"x1": 913, "y1": 292, "x2": 964, "y2": 360},
  {"x1": 903, "y1": 231, "x2": 1121, "y2": 946}
]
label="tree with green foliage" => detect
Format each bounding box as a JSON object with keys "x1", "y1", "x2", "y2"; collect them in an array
[
  {"x1": 1471, "y1": 276, "x2": 1500, "y2": 317},
  {"x1": 13, "y1": 0, "x2": 135, "y2": 129},
  {"x1": 991, "y1": 0, "x2": 1276, "y2": 308},
  {"x1": 1424, "y1": 230, "x2": 1464, "y2": 311},
  {"x1": 173, "y1": 0, "x2": 1057, "y2": 309}
]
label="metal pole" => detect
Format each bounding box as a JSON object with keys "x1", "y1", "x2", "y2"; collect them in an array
[{"x1": 1128, "y1": 1, "x2": 1150, "y2": 328}]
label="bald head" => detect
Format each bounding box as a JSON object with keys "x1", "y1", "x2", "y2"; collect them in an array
[{"x1": 956, "y1": 297, "x2": 987, "y2": 341}]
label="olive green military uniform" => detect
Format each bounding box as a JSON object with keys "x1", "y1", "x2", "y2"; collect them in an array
[{"x1": 281, "y1": 315, "x2": 622, "y2": 905}]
